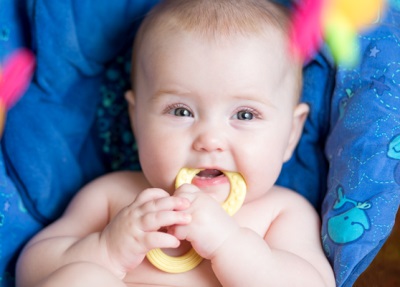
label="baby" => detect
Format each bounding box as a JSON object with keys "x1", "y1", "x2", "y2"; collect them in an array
[{"x1": 16, "y1": 0, "x2": 335, "y2": 286}]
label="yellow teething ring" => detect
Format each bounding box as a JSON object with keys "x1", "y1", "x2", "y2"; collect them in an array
[{"x1": 146, "y1": 168, "x2": 247, "y2": 273}]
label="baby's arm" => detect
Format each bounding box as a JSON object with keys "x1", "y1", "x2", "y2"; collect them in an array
[
  {"x1": 16, "y1": 171, "x2": 190, "y2": 287},
  {"x1": 172, "y1": 184, "x2": 334, "y2": 286},
  {"x1": 211, "y1": 188, "x2": 335, "y2": 287}
]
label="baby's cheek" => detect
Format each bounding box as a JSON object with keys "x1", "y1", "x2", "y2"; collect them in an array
[{"x1": 139, "y1": 155, "x2": 175, "y2": 191}]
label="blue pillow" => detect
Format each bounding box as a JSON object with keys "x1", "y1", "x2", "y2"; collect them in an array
[{"x1": 320, "y1": 6, "x2": 400, "y2": 286}]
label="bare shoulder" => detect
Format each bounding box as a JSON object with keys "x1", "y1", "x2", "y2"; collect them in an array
[
  {"x1": 75, "y1": 171, "x2": 150, "y2": 216},
  {"x1": 81, "y1": 170, "x2": 149, "y2": 194},
  {"x1": 257, "y1": 185, "x2": 319, "y2": 224},
  {"x1": 28, "y1": 171, "x2": 149, "y2": 243},
  {"x1": 240, "y1": 186, "x2": 321, "y2": 246},
  {"x1": 259, "y1": 185, "x2": 322, "y2": 253},
  {"x1": 79, "y1": 171, "x2": 149, "y2": 199}
]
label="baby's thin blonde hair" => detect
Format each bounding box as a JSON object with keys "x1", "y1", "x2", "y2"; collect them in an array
[
  {"x1": 139, "y1": 0, "x2": 289, "y2": 39},
  {"x1": 132, "y1": 0, "x2": 302, "y2": 98}
]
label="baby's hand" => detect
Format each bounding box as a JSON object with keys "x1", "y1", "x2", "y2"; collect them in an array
[
  {"x1": 100, "y1": 188, "x2": 191, "y2": 276},
  {"x1": 171, "y1": 184, "x2": 240, "y2": 259}
]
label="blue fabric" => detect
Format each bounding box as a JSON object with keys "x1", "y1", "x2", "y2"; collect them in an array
[
  {"x1": 0, "y1": 0, "x2": 399, "y2": 286},
  {"x1": 2, "y1": 0, "x2": 160, "y2": 223},
  {"x1": 321, "y1": 6, "x2": 400, "y2": 286},
  {"x1": 0, "y1": 0, "x2": 159, "y2": 285}
]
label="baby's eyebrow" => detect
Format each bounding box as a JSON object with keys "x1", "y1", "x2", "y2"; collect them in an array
[
  {"x1": 231, "y1": 92, "x2": 263, "y2": 101},
  {"x1": 151, "y1": 88, "x2": 194, "y2": 101},
  {"x1": 230, "y1": 93, "x2": 277, "y2": 109}
]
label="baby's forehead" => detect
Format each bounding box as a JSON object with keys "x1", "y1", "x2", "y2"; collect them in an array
[
  {"x1": 137, "y1": 25, "x2": 300, "y2": 81},
  {"x1": 136, "y1": 30, "x2": 301, "y2": 103},
  {"x1": 137, "y1": 20, "x2": 291, "y2": 67},
  {"x1": 138, "y1": 23, "x2": 298, "y2": 76}
]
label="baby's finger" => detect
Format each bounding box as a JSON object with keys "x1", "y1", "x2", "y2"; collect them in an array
[
  {"x1": 134, "y1": 188, "x2": 170, "y2": 206},
  {"x1": 173, "y1": 184, "x2": 200, "y2": 200},
  {"x1": 166, "y1": 224, "x2": 189, "y2": 241},
  {"x1": 140, "y1": 195, "x2": 191, "y2": 214},
  {"x1": 141, "y1": 210, "x2": 191, "y2": 232},
  {"x1": 143, "y1": 232, "x2": 181, "y2": 250}
]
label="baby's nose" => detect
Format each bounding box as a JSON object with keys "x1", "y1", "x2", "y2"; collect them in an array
[{"x1": 192, "y1": 125, "x2": 227, "y2": 153}]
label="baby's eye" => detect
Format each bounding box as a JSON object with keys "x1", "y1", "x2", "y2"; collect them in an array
[
  {"x1": 237, "y1": 110, "x2": 254, "y2": 120},
  {"x1": 174, "y1": 107, "x2": 192, "y2": 117},
  {"x1": 168, "y1": 106, "x2": 193, "y2": 117},
  {"x1": 235, "y1": 109, "x2": 257, "y2": 120}
]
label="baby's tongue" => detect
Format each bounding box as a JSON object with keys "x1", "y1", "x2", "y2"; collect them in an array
[{"x1": 196, "y1": 169, "x2": 223, "y2": 178}]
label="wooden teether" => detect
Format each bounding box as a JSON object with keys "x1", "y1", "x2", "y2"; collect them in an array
[{"x1": 146, "y1": 168, "x2": 246, "y2": 273}]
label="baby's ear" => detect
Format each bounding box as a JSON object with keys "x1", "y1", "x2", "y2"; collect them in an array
[
  {"x1": 125, "y1": 90, "x2": 137, "y2": 134},
  {"x1": 125, "y1": 90, "x2": 136, "y2": 107},
  {"x1": 283, "y1": 103, "x2": 310, "y2": 162}
]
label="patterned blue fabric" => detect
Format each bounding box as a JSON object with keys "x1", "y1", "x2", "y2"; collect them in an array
[
  {"x1": 0, "y1": 1, "x2": 399, "y2": 287},
  {"x1": 321, "y1": 6, "x2": 400, "y2": 286}
]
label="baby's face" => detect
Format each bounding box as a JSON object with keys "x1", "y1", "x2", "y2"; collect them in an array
[{"x1": 130, "y1": 28, "x2": 305, "y2": 202}]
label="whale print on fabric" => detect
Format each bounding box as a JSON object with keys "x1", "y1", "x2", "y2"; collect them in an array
[
  {"x1": 328, "y1": 186, "x2": 372, "y2": 244},
  {"x1": 388, "y1": 134, "x2": 400, "y2": 185}
]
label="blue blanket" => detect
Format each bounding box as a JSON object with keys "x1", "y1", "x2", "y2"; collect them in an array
[{"x1": 0, "y1": 1, "x2": 399, "y2": 286}]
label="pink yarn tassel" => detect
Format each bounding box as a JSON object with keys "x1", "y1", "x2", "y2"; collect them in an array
[
  {"x1": 0, "y1": 49, "x2": 35, "y2": 109},
  {"x1": 289, "y1": 0, "x2": 325, "y2": 61}
]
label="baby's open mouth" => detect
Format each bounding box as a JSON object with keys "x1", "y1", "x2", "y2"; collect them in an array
[
  {"x1": 196, "y1": 169, "x2": 224, "y2": 179},
  {"x1": 190, "y1": 169, "x2": 231, "y2": 199}
]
